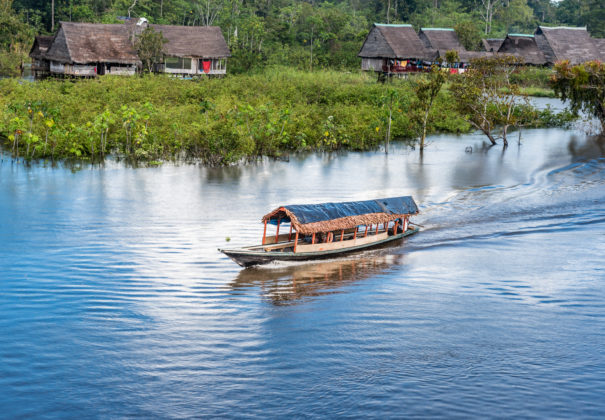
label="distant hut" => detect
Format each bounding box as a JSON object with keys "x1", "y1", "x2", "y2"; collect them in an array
[
  {"x1": 482, "y1": 38, "x2": 504, "y2": 53},
  {"x1": 419, "y1": 28, "x2": 464, "y2": 52},
  {"x1": 150, "y1": 24, "x2": 230, "y2": 76},
  {"x1": 497, "y1": 34, "x2": 546, "y2": 65},
  {"x1": 534, "y1": 26, "x2": 601, "y2": 65},
  {"x1": 358, "y1": 23, "x2": 437, "y2": 74},
  {"x1": 44, "y1": 22, "x2": 140, "y2": 77},
  {"x1": 29, "y1": 35, "x2": 53, "y2": 79},
  {"x1": 419, "y1": 27, "x2": 492, "y2": 65}
]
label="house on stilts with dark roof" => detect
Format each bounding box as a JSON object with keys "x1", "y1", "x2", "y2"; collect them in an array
[
  {"x1": 30, "y1": 18, "x2": 230, "y2": 78},
  {"x1": 358, "y1": 23, "x2": 437, "y2": 75}
]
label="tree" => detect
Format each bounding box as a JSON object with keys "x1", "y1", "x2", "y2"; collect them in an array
[
  {"x1": 455, "y1": 21, "x2": 482, "y2": 51},
  {"x1": 450, "y1": 56, "x2": 528, "y2": 147},
  {"x1": 412, "y1": 65, "x2": 446, "y2": 150},
  {"x1": 445, "y1": 50, "x2": 459, "y2": 65},
  {"x1": 551, "y1": 60, "x2": 605, "y2": 133},
  {"x1": 134, "y1": 26, "x2": 167, "y2": 74},
  {"x1": 476, "y1": 0, "x2": 504, "y2": 34}
]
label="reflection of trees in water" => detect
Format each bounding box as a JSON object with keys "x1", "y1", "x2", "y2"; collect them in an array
[
  {"x1": 229, "y1": 254, "x2": 403, "y2": 306},
  {"x1": 567, "y1": 134, "x2": 605, "y2": 161}
]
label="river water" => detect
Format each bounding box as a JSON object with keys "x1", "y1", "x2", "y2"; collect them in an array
[{"x1": 1, "y1": 120, "x2": 604, "y2": 417}]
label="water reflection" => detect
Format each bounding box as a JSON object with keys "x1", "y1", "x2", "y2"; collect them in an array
[{"x1": 230, "y1": 254, "x2": 403, "y2": 305}]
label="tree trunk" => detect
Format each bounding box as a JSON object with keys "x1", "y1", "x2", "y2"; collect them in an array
[
  {"x1": 51, "y1": 0, "x2": 55, "y2": 32},
  {"x1": 386, "y1": 108, "x2": 391, "y2": 154},
  {"x1": 387, "y1": 0, "x2": 391, "y2": 24},
  {"x1": 420, "y1": 105, "x2": 430, "y2": 150}
]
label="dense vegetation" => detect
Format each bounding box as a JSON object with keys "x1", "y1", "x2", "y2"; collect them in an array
[
  {"x1": 552, "y1": 60, "x2": 605, "y2": 133},
  {"x1": 0, "y1": 68, "x2": 575, "y2": 164},
  {"x1": 1, "y1": 0, "x2": 604, "y2": 76}
]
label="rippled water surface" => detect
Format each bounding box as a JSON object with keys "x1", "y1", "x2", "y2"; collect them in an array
[{"x1": 1, "y1": 123, "x2": 604, "y2": 418}]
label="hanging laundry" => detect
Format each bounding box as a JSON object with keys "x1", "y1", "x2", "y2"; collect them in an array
[{"x1": 202, "y1": 60, "x2": 211, "y2": 74}]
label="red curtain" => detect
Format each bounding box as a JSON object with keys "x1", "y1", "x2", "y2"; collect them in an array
[{"x1": 202, "y1": 61, "x2": 211, "y2": 73}]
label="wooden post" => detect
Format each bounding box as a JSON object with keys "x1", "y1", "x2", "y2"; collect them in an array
[
  {"x1": 393, "y1": 220, "x2": 398, "y2": 235},
  {"x1": 293, "y1": 231, "x2": 299, "y2": 253},
  {"x1": 340, "y1": 229, "x2": 344, "y2": 241},
  {"x1": 289, "y1": 224, "x2": 293, "y2": 241},
  {"x1": 275, "y1": 218, "x2": 281, "y2": 243},
  {"x1": 312, "y1": 232, "x2": 316, "y2": 244},
  {"x1": 353, "y1": 227, "x2": 357, "y2": 240},
  {"x1": 375, "y1": 224, "x2": 379, "y2": 235},
  {"x1": 262, "y1": 220, "x2": 267, "y2": 245},
  {"x1": 364, "y1": 225, "x2": 369, "y2": 237}
]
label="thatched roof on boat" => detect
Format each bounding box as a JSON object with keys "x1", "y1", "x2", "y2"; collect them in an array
[
  {"x1": 150, "y1": 24, "x2": 230, "y2": 58},
  {"x1": 534, "y1": 26, "x2": 600, "y2": 65},
  {"x1": 359, "y1": 24, "x2": 437, "y2": 61},
  {"x1": 498, "y1": 34, "x2": 546, "y2": 65},
  {"x1": 45, "y1": 22, "x2": 140, "y2": 65},
  {"x1": 262, "y1": 196, "x2": 419, "y2": 235},
  {"x1": 29, "y1": 35, "x2": 54, "y2": 60},
  {"x1": 482, "y1": 38, "x2": 504, "y2": 52}
]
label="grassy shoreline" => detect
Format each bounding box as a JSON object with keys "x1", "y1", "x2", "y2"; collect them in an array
[{"x1": 0, "y1": 68, "x2": 570, "y2": 164}]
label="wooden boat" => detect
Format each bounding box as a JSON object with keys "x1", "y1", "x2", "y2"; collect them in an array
[{"x1": 219, "y1": 196, "x2": 419, "y2": 267}]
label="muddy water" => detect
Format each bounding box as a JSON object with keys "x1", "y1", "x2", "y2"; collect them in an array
[{"x1": 1, "y1": 122, "x2": 604, "y2": 417}]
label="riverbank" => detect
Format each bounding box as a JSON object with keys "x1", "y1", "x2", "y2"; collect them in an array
[{"x1": 0, "y1": 68, "x2": 572, "y2": 164}]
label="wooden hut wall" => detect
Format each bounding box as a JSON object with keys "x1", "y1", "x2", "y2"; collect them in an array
[{"x1": 151, "y1": 25, "x2": 230, "y2": 75}]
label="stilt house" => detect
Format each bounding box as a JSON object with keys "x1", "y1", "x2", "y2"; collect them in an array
[
  {"x1": 29, "y1": 35, "x2": 54, "y2": 78},
  {"x1": 44, "y1": 22, "x2": 140, "y2": 76},
  {"x1": 534, "y1": 26, "x2": 601, "y2": 65},
  {"x1": 418, "y1": 27, "x2": 490, "y2": 64},
  {"x1": 150, "y1": 24, "x2": 230, "y2": 76},
  {"x1": 33, "y1": 19, "x2": 230, "y2": 78},
  {"x1": 358, "y1": 23, "x2": 437, "y2": 74},
  {"x1": 497, "y1": 34, "x2": 546, "y2": 65}
]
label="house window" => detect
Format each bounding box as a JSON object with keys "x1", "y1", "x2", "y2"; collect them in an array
[{"x1": 165, "y1": 57, "x2": 192, "y2": 70}]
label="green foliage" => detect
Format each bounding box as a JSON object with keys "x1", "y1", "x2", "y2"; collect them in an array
[
  {"x1": 412, "y1": 66, "x2": 447, "y2": 149},
  {"x1": 135, "y1": 26, "x2": 168, "y2": 73},
  {"x1": 454, "y1": 21, "x2": 483, "y2": 51},
  {"x1": 551, "y1": 60, "x2": 605, "y2": 132},
  {"x1": 0, "y1": 69, "x2": 573, "y2": 163},
  {"x1": 450, "y1": 55, "x2": 531, "y2": 146}
]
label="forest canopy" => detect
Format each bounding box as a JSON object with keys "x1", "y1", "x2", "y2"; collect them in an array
[{"x1": 2, "y1": 0, "x2": 605, "y2": 74}]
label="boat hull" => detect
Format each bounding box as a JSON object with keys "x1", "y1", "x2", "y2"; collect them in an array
[{"x1": 219, "y1": 227, "x2": 419, "y2": 267}]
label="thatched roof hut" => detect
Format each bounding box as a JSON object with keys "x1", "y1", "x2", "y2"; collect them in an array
[
  {"x1": 418, "y1": 28, "x2": 493, "y2": 62},
  {"x1": 45, "y1": 22, "x2": 140, "y2": 65},
  {"x1": 359, "y1": 23, "x2": 437, "y2": 61},
  {"x1": 497, "y1": 34, "x2": 546, "y2": 65},
  {"x1": 482, "y1": 38, "x2": 504, "y2": 52},
  {"x1": 29, "y1": 35, "x2": 54, "y2": 60},
  {"x1": 534, "y1": 26, "x2": 601, "y2": 64},
  {"x1": 150, "y1": 25, "x2": 230, "y2": 59},
  {"x1": 418, "y1": 28, "x2": 464, "y2": 52}
]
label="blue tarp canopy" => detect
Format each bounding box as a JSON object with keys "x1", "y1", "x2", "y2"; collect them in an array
[{"x1": 263, "y1": 196, "x2": 418, "y2": 230}]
